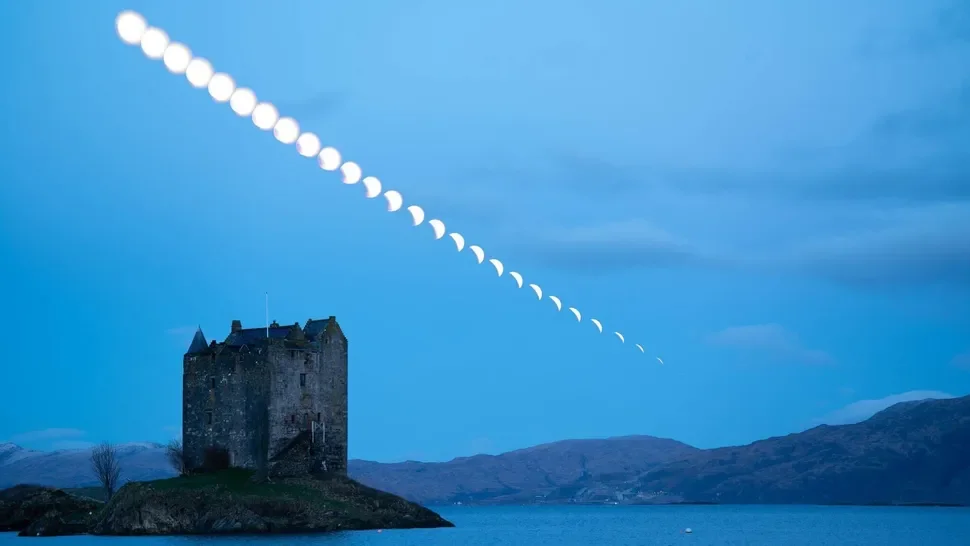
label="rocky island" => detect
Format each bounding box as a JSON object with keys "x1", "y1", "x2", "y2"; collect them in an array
[{"x1": 1, "y1": 470, "x2": 453, "y2": 537}]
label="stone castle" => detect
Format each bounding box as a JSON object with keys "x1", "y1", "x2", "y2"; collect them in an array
[{"x1": 182, "y1": 317, "x2": 348, "y2": 475}]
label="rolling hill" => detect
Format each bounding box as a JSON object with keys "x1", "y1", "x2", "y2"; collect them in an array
[{"x1": 3, "y1": 395, "x2": 969, "y2": 505}]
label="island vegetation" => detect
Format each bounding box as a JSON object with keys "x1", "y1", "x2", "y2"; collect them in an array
[{"x1": 0, "y1": 439, "x2": 453, "y2": 537}]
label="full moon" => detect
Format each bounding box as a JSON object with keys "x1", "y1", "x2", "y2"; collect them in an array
[
  {"x1": 208, "y1": 73, "x2": 235, "y2": 103},
  {"x1": 140, "y1": 27, "x2": 169, "y2": 60},
  {"x1": 116, "y1": 11, "x2": 147, "y2": 46},
  {"x1": 162, "y1": 43, "x2": 192, "y2": 74},
  {"x1": 185, "y1": 58, "x2": 214, "y2": 88}
]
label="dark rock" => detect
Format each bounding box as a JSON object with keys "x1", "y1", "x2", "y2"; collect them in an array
[
  {"x1": 89, "y1": 469, "x2": 453, "y2": 535},
  {"x1": 0, "y1": 485, "x2": 101, "y2": 534}
]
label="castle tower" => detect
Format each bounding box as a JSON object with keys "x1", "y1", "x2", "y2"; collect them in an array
[{"x1": 181, "y1": 317, "x2": 348, "y2": 475}]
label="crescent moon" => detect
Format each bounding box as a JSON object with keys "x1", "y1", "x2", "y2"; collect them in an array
[
  {"x1": 449, "y1": 232, "x2": 465, "y2": 252},
  {"x1": 362, "y1": 176, "x2": 382, "y2": 198},
  {"x1": 509, "y1": 271, "x2": 523, "y2": 288},
  {"x1": 548, "y1": 296, "x2": 562, "y2": 311},
  {"x1": 635, "y1": 344, "x2": 645, "y2": 353},
  {"x1": 657, "y1": 357, "x2": 664, "y2": 365},
  {"x1": 614, "y1": 332, "x2": 625, "y2": 343},
  {"x1": 340, "y1": 161, "x2": 362, "y2": 184},
  {"x1": 529, "y1": 284, "x2": 542, "y2": 299},
  {"x1": 384, "y1": 190, "x2": 403, "y2": 212},
  {"x1": 428, "y1": 219, "x2": 446, "y2": 239},
  {"x1": 488, "y1": 258, "x2": 504, "y2": 276},
  {"x1": 407, "y1": 205, "x2": 425, "y2": 226},
  {"x1": 568, "y1": 307, "x2": 581, "y2": 322},
  {"x1": 591, "y1": 319, "x2": 603, "y2": 333},
  {"x1": 469, "y1": 245, "x2": 485, "y2": 264}
]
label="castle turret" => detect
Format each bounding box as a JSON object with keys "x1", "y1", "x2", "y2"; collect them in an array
[{"x1": 186, "y1": 327, "x2": 208, "y2": 354}]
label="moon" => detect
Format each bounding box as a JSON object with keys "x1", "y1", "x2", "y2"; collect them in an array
[
  {"x1": 469, "y1": 245, "x2": 485, "y2": 264},
  {"x1": 208, "y1": 73, "x2": 235, "y2": 103},
  {"x1": 251, "y1": 102, "x2": 279, "y2": 130},
  {"x1": 449, "y1": 233, "x2": 465, "y2": 251},
  {"x1": 116, "y1": 10, "x2": 147, "y2": 45},
  {"x1": 362, "y1": 176, "x2": 381, "y2": 198},
  {"x1": 140, "y1": 27, "x2": 169, "y2": 60},
  {"x1": 296, "y1": 132, "x2": 322, "y2": 158},
  {"x1": 318, "y1": 147, "x2": 341, "y2": 171},
  {"x1": 341, "y1": 161, "x2": 362, "y2": 184},
  {"x1": 407, "y1": 205, "x2": 425, "y2": 226},
  {"x1": 384, "y1": 190, "x2": 403, "y2": 212},
  {"x1": 162, "y1": 43, "x2": 191, "y2": 74},
  {"x1": 185, "y1": 58, "x2": 214, "y2": 89},
  {"x1": 229, "y1": 87, "x2": 257, "y2": 117},
  {"x1": 114, "y1": 14, "x2": 664, "y2": 364},
  {"x1": 273, "y1": 116, "x2": 299, "y2": 144},
  {"x1": 428, "y1": 219, "x2": 445, "y2": 239},
  {"x1": 529, "y1": 284, "x2": 542, "y2": 300}
]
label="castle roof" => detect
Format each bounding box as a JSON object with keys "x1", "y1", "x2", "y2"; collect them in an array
[
  {"x1": 186, "y1": 318, "x2": 339, "y2": 353},
  {"x1": 186, "y1": 327, "x2": 208, "y2": 354},
  {"x1": 224, "y1": 326, "x2": 293, "y2": 346},
  {"x1": 303, "y1": 318, "x2": 333, "y2": 340}
]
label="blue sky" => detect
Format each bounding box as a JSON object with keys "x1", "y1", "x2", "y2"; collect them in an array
[{"x1": 1, "y1": 0, "x2": 968, "y2": 462}]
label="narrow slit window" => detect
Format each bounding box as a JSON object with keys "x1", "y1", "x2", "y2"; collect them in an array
[
  {"x1": 291, "y1": 414, "x2": 296, "y2": 424},
  {"x1": 317, "y1": 412, "x2": 321, "y2": 422},
  {"x1": 209, "y1": 376, "x2": 216, "y2": 389},
  {"x1": 299, "y1": 373, "x2": 307, "y2": 387},
  {"x1": 206, "y1": 411, "x2": 213, "y2": 425}
]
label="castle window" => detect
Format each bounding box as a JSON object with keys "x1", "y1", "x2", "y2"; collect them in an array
[
  {"x1": 317, "y1": 412, "x2": 321, "y2": 422},
  {"x1": 299, "y1": 373, "x2": 307, "y2": 387},
  {"x1": 209, "y1": 376, "x2": 216, "y2": 389},
  {"x1": 206, "y1": 411, "x2": 213, "y2": 425},
  {"x1": 291, "y1": 414, "x2": 296, "y2": 424}
]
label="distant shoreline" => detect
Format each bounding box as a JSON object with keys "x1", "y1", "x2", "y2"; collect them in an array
[{"x1": 433, "y1": 501, "x2": 968, "y2": 508}]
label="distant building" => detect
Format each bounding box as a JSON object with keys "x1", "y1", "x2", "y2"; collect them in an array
[{"x1": 182, "y1": 317, "x2": 348, "y2": 475}]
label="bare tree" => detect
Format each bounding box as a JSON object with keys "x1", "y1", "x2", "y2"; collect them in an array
[
  {"x1": 90, "y1": 442, "x2": 122, "y2": 501},
  {"x1": 166, "y1": 439, "x2": 185, "y2": 475}
]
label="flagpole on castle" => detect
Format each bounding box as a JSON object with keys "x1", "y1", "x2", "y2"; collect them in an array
[{"x1": 265, "y1": 292, "x2": 269, "y2": 337}]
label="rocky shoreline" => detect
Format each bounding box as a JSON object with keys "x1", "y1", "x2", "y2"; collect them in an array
[{"x1": 0, "y1": 471, "x2": 453, "y2": 537}]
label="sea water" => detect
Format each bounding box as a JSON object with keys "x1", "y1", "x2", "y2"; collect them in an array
[{"x1": 1, "y1": 504, "x2": 967, "y2": 545}]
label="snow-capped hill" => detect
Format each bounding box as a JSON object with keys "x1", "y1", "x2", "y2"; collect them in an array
[
  {"x1": 0, "y1": 442, "x2": 175, "y2": 489},
  {"x1": 0, "y1": 442, "x2": 42, "y2": 465}
]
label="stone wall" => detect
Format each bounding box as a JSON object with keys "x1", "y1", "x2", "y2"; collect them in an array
[
  {"x1": 320, "y1": 328, "x2": 348, "y2": 475},
  {"x1": 182, "y1": 347, "x2": 269, "y2": 471},
  {"x1": 266, "y1": 345, "x2": 325, "y2": 460}
]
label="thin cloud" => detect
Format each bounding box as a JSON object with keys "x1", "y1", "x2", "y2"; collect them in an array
[
  {"x1": 9, "y1": 428, "x2": 86, "y2": 444},
  {"x1": 165, "y1": 326, "x2": 197, "y2": 337},
  {"x1": 51, "y1": 440, "x2": 96, "y2": 451},
  {"x1": 522, "y1": 220, "x2": 708, "y2": 272},
  {"x1": 814, "y1": 390, "x2": 956, "y2": 425},
  {"x1": 952, "y1": 351, "x2": 970, "y2": 370},
  {"x1": 706, "y1": 324, "x2": 833, "y2": 365}
]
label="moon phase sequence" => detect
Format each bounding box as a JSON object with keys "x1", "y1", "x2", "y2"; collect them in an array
[{"x1": 114, "y1": 10, "x2": 664, "y2": 364}]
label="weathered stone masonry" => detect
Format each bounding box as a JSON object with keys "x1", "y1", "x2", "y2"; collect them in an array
[{"x1": 182, "y1": 317, "x2": 348, "y2": 475}]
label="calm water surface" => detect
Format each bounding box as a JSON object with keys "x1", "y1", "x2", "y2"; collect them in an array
[{"x1": 2, "y1": 505, "x2": 968, "y2": 546}]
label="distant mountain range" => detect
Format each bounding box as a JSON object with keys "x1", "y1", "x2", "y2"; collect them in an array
[{"x1": 3, "y1": 396, "x2": 969, "y2": 505}]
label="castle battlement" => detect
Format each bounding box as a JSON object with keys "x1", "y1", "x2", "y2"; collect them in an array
[{"x1": 181, "y1": 317, "x2": 348, "y2": 475}]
